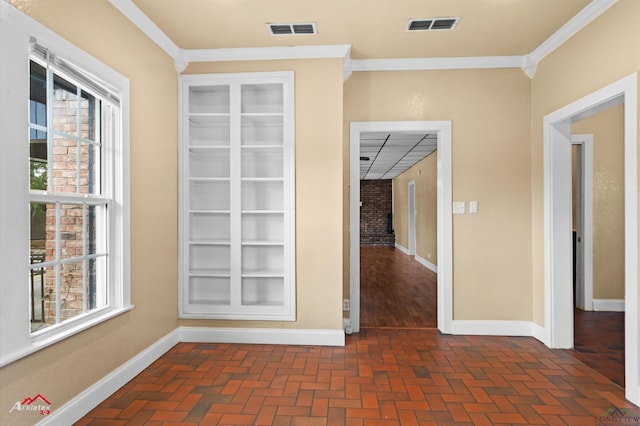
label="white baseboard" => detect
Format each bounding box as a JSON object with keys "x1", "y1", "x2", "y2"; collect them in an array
[
  {"x1": 531, "y1": 322, "x2": 546, "y2": 343},
  {"x1": 38, "y1": 329, "x2": 180, "y2": 426},
  {"x1": 415, "y1": 255, "x2": 438, "y2": 273},
  {"x1": 592, "y1": 299, "x2": 625, "y2": 312},
  {"x1": 179, "y1": 326, "x2": 345, "y2": 346},
  {"x1": 451, "y1": 320, "x2": 544, "y2": 341},
  {"x1": 394, "y1": 243, "x2": 410, "y2": 255},
  {"x1": 40, "y1": 326, "x2": 344, "y2": 424}
]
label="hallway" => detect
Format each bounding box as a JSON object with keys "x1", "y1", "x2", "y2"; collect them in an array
[
  {"x1": 360, "y1": 246, "x2": 436, "y2": 328},
  {"x1": 360, "y1": 246, "x2": 626, "y2": 390}
]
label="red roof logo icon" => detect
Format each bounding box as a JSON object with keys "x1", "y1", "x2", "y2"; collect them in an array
[{"x1": 21, "y1": 394, "x2": 51, "y2": 406}]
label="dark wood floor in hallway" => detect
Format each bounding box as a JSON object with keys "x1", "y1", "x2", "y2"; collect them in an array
[{"x1": 360, "y1": 246, "x2": 436, "y2": 328}]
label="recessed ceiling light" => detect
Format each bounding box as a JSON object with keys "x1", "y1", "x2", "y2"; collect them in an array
[
  {"x1": 267, "y1": 22, "x2": 318, "y2": 36},
  {"x1": 407, "y1": 17, "x2": 460, "y2": 31}
]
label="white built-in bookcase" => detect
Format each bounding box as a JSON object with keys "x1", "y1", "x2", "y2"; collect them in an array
[{"x1": 179, "y1": 72, "x2": 295, "y2": 320}]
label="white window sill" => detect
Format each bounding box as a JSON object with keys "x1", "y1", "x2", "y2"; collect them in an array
[{"x1": 0, "y1": 305, "x2": 135, "y2": 368}]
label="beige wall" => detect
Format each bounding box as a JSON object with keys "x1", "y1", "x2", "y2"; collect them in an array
[
  {"x1": 393, "y1": 153, "x2": 438, "y2": 265},
  {"x1": 572, "y1": 105, "x2": 625, "y2": 301},
  {"x1": 344, "y1": 68, "x2": 532, "y2": 321},
  {"x1": 180, "y1": 59, "x2": 345, "y2": 331},
  {"x1": 530, "y1": 0, "x2": 640, "y2": 324},
  {"x1": 1, "y1": 1, "x2": 179, "y2": 424}
]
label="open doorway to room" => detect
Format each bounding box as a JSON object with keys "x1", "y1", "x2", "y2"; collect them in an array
[
  {"x1": 349, "y1": 121, "x2": 452, "y2": 334},
  {"x1": 359, "y1": 142, "x2": 437, "y2": 328},
  {"x1": 544, "y1": 73, "x2": 638, "y2": 405},
  {"x1": 570, "y1": 107, "x2": 626, "y2": 388}
]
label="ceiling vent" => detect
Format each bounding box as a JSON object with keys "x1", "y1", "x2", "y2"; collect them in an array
[
  {"x1": 407, "y1": 17, "x2": 460, "y2": 31},
  {"x1": 268, "y1": 22, "x2": 317, "y2": 36}
]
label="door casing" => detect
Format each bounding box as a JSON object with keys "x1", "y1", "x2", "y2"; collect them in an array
[
  {"x1": 543, "y1": 73, "x2": 638, "y2": 405},
  {"x1": 349, "y1": 121, "x2": 453, "y2": 334}
]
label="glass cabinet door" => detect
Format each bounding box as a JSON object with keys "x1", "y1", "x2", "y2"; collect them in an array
[{"x1": 179, "y1": 72, "x2": 294, "y2": 320}]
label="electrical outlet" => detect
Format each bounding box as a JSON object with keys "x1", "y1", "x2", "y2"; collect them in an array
[{"x1": 343, "y1": 299, "x2": 350, "y2": 311}]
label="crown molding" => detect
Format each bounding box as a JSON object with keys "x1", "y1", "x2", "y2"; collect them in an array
[
  {"x1": 107, "y1": 0, "x2": 184, "y2": 72},
  {"x1": 351, "y1": 56, "x2": 525, "y2": 72},
  {"x1": 183, "y1": 45, "x2": 353, "y2": 79},
  {"x1": 524, "y1": 0, "x2": 618, "y2": 77},
  {"x1": 108, "y1": 0, "x2": 618, "y2": 78},
  {"x1": 183, "y1": 44, "x2": 351, "y2": 62}
]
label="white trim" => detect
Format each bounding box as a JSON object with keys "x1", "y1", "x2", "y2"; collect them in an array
[
  {"x1": 523, "y1": 0, "x2": 618, "y2": 77},
  {"x1": 37, "y1": 329, "x2": 181, "y2": 426},
  {"x1": 183, "y1": 45, "x2": 352, "y2": 63},
  {"x1": 451, "y1": 320, "x2": 545, "y2": 341},
  {"x1": 178, "y1": 72, "x2": 296, "y2": 321},
  {"x1": 593, "y1": 299, "x2": 625, "y2": 312},
  {"x1": 415, "y1": 255, "x2": 437, "y2": 273},
  {"x1": 0, "y1": 1, "x2": 132, "y2": 368},
  {"x1": 0, "y1": 306, "x2": 134, "y2": 368},
  {"x1": 36, "y1": 326, "x2": 343, "y2": 424},
  {"x1": 543, "y1": 72, "x2": 638, "y2": 405},
  {"x1": 350, "y1": 121, "x2": 452, "y2": 335},
  {"x1": 107, "y1": 0, "x2": 183, "y2": 71},
  {"x1": 352, "y1": 56, "x2": 524, "y2": 72},
  {"x1": 179, "y1": 327, "x2": 345, "y2": 346},
  {"x1": 394, "y1": 243, "x2": 410, "y2": 255},
  {"x1": 106, "y1": 0, "x2": 616, "y2": 78}
]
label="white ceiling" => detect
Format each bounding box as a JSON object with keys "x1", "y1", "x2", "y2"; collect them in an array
[{"x1": 360, "y1": 132, "x2": 437, "y2": 180}]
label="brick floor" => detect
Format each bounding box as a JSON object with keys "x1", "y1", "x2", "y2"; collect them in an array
[{"x1": 77, "y1": 328, "x2": 639, "y2": 425}]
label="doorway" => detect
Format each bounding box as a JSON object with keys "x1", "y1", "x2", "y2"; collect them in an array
[
  {"x1": 571, "y1": 135, "x2": 593, "y2": 311},
  {"x1": 349, "y1": 121, "x2": 453, "y2": 334},
  {"x1": 544, "y1": 73, "x2": 638, "y2": 405}
]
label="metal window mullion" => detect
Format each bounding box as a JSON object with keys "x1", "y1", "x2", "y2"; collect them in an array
[
  {"x1": 55, "y1": 201, "x2": 61, "y2": 324},
  {"x1": 51, "y1": 129, "x2": 100, "y2": 146},
  {"x1": 76, "y1": 85, "x2": 82, "y2": 194},
  {"x1": 30, "y1": 253, "x2": 106, "y2": 271}
]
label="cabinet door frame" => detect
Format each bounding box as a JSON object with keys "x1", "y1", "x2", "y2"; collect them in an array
[{"x1": 178, "y1": 71, "x2": 295, "y2": 320}]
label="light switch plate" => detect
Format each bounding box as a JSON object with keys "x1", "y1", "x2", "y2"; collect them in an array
[
  {"x1": 469, "y1": 201, "x2": 478, "y2": 214},
  {"x1": 453, "y1": 201, "x2": 465, "y2": 214}
]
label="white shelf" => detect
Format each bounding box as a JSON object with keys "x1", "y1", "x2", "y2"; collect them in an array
[
  {"x1": 189, "y1": 268, "x2": 231, "y2": 277},
  {"x1": 189, "y1": 115, "x2": 230, "y2": 147},
  {"x1": 189, "y1": 177, "x2": 231, "y2": 182},
  {"x1": 241, "y1": 115, "x2": 283, "y2": 146},
  {"x1": 180, "y1": 72, "x2": 294, "y2": 320},
  {"x1": 189, "y1": 85, "x2": 230, "y2": 114},
  {"x1": 242, "y1": 241, "x2": 285, "y2": 246},
  {"x1": 189, "y1": 209, "x2": 230, "y2": 214},
  {"x1": 241, "y1": 83, "x2": 283, "y2": 114},
  {"x1": 190, "y1": 240, "x2": 231, "y2": 245}
]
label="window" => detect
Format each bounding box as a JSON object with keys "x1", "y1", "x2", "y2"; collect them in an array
[
  {"x1": 28, "y1": 56, "x2": 109, "y2": 333},
  {"x1": 0, "y1": 2, "x2": 130, "y2": 366}
]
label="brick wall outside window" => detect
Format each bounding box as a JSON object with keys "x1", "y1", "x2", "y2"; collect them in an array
[{"x1": 42, "y1": 90, "x2": 93, "y2": 324}]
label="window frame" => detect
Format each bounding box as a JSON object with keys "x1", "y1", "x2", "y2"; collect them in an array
[{"x1": 0, "y1": 2, "x2": 131, "y2": 367}]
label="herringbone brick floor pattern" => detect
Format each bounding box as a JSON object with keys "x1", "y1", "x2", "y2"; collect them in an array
[{"x1": 77, "y1": 329, "x2": 639, "y2": 425}]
